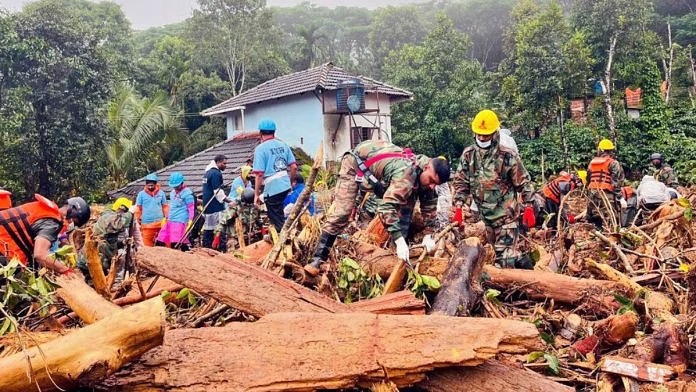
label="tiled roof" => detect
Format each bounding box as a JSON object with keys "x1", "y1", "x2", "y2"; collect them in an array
[
  {"x1": 201, "y1": 62, "x2": 413, "y2": 116},
  {"x1": 108, "y1": 132, "x2": 261, "y2": 199}
]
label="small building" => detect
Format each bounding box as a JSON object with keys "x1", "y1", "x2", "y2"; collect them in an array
[{"x1": 200, "y1": 62, "x2": 413, "y2": 165}]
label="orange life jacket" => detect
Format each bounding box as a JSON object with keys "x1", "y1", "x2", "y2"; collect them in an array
[
  {"x1": 542, "y1": 173, "x2": 573, "y2": 204},
  {"x1": 0, "y1": 194, "x2": 62, "y2": 266},
  {"x1": 588, "y1": 156, "x2": 615, "y2": 191},
  {"x1": 622, "y1": 186, "x2": 635, "y2": 200}
]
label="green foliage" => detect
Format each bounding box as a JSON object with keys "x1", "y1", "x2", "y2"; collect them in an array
[
  {"x1": 405, "y1": 269, "x2": 441, "y2": 300},
  {"x1": 0, "y1": 259, "x2": 57, "y2": 336},
  {"x1": 336, "y1": 257, "x2": 382, "y2": 303},
  {"x1": 369, "y1": 6, "x2": 428, "y2": 77}
]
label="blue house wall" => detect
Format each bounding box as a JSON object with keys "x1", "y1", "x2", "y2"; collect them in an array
[{"x1": 226, "y1": 93, "x2": 324, "y2": 157}]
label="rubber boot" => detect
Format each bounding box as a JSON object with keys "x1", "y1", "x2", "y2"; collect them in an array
[{"x1": 304, "y1": 232, "x2": 337, "y2": 276}]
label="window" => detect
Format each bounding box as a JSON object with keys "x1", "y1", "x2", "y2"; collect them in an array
[{"x1": 350, "y1": 127, "x2": 377, "y2": 148}]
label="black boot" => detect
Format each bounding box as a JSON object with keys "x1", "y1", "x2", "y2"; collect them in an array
[
  {"x1": 514, "y1": 254, "x2": 534, "y2": 270},
  {"x1": 304, "y1": 232, "x2": 337, "y2": 276}
]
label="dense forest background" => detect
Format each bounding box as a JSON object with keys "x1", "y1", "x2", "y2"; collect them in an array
[{"x1": 0, "y1": 0, "x2": 694, "y2": 201}]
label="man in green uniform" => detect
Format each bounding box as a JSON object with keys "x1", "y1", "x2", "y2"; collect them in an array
[
  {"x1": 304, "y1": 140, "x2": 451, "y2": 276},
  {"x1": 212, "y1": 188, "x2": 263, "y2": 251},
  {"x1": 650, "y1": 153, "x2": 679, "y2": 188},
  {"x1": 452, "y1": 109, "x2": 535, "y2": 268}
]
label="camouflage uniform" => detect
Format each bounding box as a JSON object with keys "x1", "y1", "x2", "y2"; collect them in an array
[
  {"x1": 652, "y1": 164, "x2": 679, "y2": 188},
  {"x1": 79, "y1": 209, "x2": 133, "y2": 273},
  {"x1": 587, "y1": 153, "x2": 625, "y2": 230},
  {"x1": 323, "y1": 140, "x2": 438, "y2": 241},
  {"x1": 452, "y1": 134, "x2": 534, "y2": 268},
  {"x1": 214, "y1": 201, "x2": 263, "y2": 249}
]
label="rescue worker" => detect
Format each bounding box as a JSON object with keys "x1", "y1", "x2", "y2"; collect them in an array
[
  {"x1": 650, "y1": 153, "x2": 679, "y2": 188},
  {"x1": 212, "y1": 188, "x2": 263, "y2": 251},
  {"x1": 540, "y1": 171, "x2": 584, "y2": 228},
  {"x1": 0, "y1": 189, "x2": 12, "y2": 210},
  {"x1": 229, "y1": 165, "x2": 253, "y2": 200},
  {"x1": 156, "y1": 172, "x2": 195, "y2": 251},
  {"x1": 636, "y1": 175, "x2": 670, "y2": 211},
  {"x1": 305, "y1": 140, "x2": 450, "y2": 276},
  {"x1": 253, "y1": 119, "x2": 297, "y2": 232},
  {"x1": 135, "y1": 173, "x2": 168, "y2": 247},
  {"x1": 452, "y1": 109, "x2": 535, "y2": 269},
  {"x1": 202, "y1": 155, "x2": 232, "y2": 250},
  {"x1": 283, "y1": 173, "x2": 315, "y2": 217},
  {"x1": 621, "y1": 186, "x2": 638, "y2": 227},
  {"x1": 586, "y1": 138, "x2": 625, "y2": 230},
  {"x1": 0, "y1": 195, "x2": 90, "y2": 274},
  {"x1": 82, "y1": 197, "x2": 136, "y2": 275}
]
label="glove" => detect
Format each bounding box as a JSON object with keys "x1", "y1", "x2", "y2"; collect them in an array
[
  {"x1": 395, "y1": 237, "x2": 411, "y2": 267},
  {"x1": 567, "y1": 213, "x2": 575, "y2": 224},
  {"x1": 212, "y1": 233, "x2": 221, "y2": 249},
  {"x1": 522, "y1": 205, "x2": 536, "y2": 229},
  {"x1": 61, "y1": 268, "x2": 76, "y2": 276},
  {"x1": 422, "y1": 235, "x2": 436, "y2": 254},
  {"x1": 54, "y1": 245, "x2": 74, "y2": 257},
  {"x1": 160, "y1": 218, "x2": 167, "y2": 227},
  {"x1": 451, "y1": 207, "x2": 463, "y2": 226},
  {"x1": 619, "y1": 198, "x2": 628, "y2": 209}
]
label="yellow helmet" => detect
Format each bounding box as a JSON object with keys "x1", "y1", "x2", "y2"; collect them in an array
[
  {"x1": 576, "y1": 170, "x2": 587, "y2": 185},
  {"x1": 240, "y1": 165, "x2": 252, "y2": 180},
  {"x1": 598, "y1": 138, "x2": 615, "y2": 151},
  {"x1": 471, "y1": 109, "x2": 501, "y2": 135},
  {"x1": 112, "y1": 197, "x2": 133, "y2": 211}
]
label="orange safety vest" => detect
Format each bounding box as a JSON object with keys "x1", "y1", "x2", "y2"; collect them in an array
[
  {"x1": 542, "y1": 173, "x2": 573, "y2": 204},
  {"x1": 621, "y1": 186, "x2": 635, "y2": 200},
  {"x1": 0, "y1": 194, "x2": 62, "y2": 266},
  {"x1": 588, "y1": 156, "x2": 615, "y2": 191}
]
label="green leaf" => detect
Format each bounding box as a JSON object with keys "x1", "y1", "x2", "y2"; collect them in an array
[
  {"x1": 484, "y1": 289, "x2": 501, "y2": 300},
  {"x1": 613, "y1": 293, "x2": 632, "y2": 306},
  {"x1": 346, "y1": 271, "x2": 355, "y2": 282},
  {"x1": 341, "y1": 258, "x2": 361, "y2": 270},
  {"x1": 684, "y1": 208, "x2": 693, "y2": 222},
  {"x1": 176, "y1": 288, "x2": 190, "y2": 300},
  {"x1": 0, "y1": 317, "x2": 12, "y2": 336},
  {"x1": 160, "y1": 290, "x2": 170, "y2": 298},
  {"x1": 540, "y1": 332, "x2": 555, "y2": 345},
  {"x1": 527, "y1": 351, "x2": 545, "y2": 362},
  {"x1": 544, "y1": 353, "x2": 560, "y2": 375},
  {"x1": 420, "y1": 275, "x2": 441, "y2": 290},
  {"x1": 338, "y1": 279, "x2": 348, "y2": 289}
]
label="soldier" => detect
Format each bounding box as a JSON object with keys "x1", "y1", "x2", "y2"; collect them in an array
[
  {"x1": 540, "y1": 171, "x2": 584, "y2": 228},
  {"x1": 212, "y1": 188, "x2": 263, "y2": 251},
  {"x1": 650, "y1": 153, "x2": 679, "y2": 188},
  {"x1": 452, "y1": 109, "x2": 535, "y2": 269},
  {"x1": 304, "y1": 140, "x2": 450, "y2": 276},
  {"x1": 586, "y1": 139, "x2": 625, "y2": 230}
]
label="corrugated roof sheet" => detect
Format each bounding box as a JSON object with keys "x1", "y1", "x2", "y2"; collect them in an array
[
  {"x1": 108, "y1": 133, "x2": 261, "y2": 199},
  {"x1": 201, "y1": 62, "x2": 412, "y2": 116}
]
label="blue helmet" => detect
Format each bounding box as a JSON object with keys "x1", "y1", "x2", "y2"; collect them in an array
[
  {"x1": 258, "y1": 118, "x2": 276, "y2": 133},
  {"x1": 169, "y1": 172, "x2": 185, "y2": 188},
  {"x1": 145, "y1": 173, "x2": 158, "y2": 182}
]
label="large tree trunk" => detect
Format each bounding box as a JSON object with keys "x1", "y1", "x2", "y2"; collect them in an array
[
  {"x1": 0, "y1": 297, "x2": 165, "y2": 392},
  {"x1": 55, "y1": 272, "x2": 121, "y2": 324},
  {"x1": 137, "y1": 247, "x2": 348, "y2": 317},
  {"x1": 103, "y1": 312, "x2": 540, "y2": 391},
  {"x1": 418, "y1": 361, "x2": 574, "y2": 392},
  {"x1": 604, "y1": 34, "x2": 618, "y2": 143},
  {"x1": 482, "y1": 265, "x2": 632, "y2": 315},
  {"x1": 430, "y1": 237, "x2": 490, "y2": 316}
]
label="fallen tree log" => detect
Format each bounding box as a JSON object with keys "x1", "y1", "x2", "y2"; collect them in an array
[
  {"x1": 0, "y1": 297, "x2": 165, "y2": 392},
  {"x1": 103, "y1": 312, "x2": 541, "y2": 391},
  {"x1": 55, "y1": 272, "x2": 121, "y2": 324},
  {"x1": 417, "y1": 361, "x2": 574, "y2": 392},
  {"x1": 482, "y1": 265, "x2": 632, "y2": 315},
  {"x1": 430, "y1": 237, "x2": 488, "y2": 316},
  {"x1": 137, "y1": 246, "x2": 349, "y2": 316},
  {"x1": 347, "y1": 290, "x2": 425, "y2": 315}
]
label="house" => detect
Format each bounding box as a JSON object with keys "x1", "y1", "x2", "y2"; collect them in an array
[
  {"x1": 108, "y1": 132, "x2": 260, "y2": 199},
  {"x1": 200, "y1": 62, "x2": 413, "y2": 165}
]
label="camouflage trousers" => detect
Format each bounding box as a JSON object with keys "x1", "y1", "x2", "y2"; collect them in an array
[
  {"x1": 587, "y1": 190, "x2": 620, "y2": 230},
  {"x1": 485, "y1": 218, "x2": 520, "y2": 268},
  {"x1": 323, "y1": 154, "x2": 362, "y2": 236}
]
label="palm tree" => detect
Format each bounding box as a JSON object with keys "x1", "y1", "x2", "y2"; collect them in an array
[{"x1": 106, "y1": 86, "x2": 188, "y2": 187}]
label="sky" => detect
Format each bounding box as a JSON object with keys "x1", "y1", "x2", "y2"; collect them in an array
[{"x1": 0, "y1": 0, "x2": 426, "y2": 30}]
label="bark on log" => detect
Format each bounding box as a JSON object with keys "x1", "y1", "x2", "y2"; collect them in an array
[
  {"x1": 418, "y1": 361, "x2": 574, "y2": 392},
  {"x1": 103, "y1": 312, "x2": 541, "y2": 391},
  {"x1": 55, "y1": 272, "x2": 121, "y2": 324},
  {"x1": 84, "y1": 230, "x2": 109, "y2": 297},
  {"x1": 353, "y1": 240, "x2": 448, "y2": 280},
  {"x1": 482, "y1": 265, "x2": 632, "y2": 315},
  {"x1": 348, "y1": 290, "x2": 425, "y2": 315},
  {"x1": 430, "y1": 237, "x2": 487, "y2": 316},
  {"x1": 0, "y1": 297, "x2": 165, "y2": 392},
  {"x1": 137, "y1": 246, "x2": 349, "y2": 317}
]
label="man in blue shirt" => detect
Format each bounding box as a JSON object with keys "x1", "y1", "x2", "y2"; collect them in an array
[
  {"x1": 283, "y1": 174, "x2": 315, "y2": 216},
  {"x1": 202, "y1": 154, "x2": 232, "y2": 250},
  {"x1": 253, "y1": 119, "x2": 297, "y2": 232}
]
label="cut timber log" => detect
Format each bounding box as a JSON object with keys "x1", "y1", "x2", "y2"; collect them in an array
[
  {"x1": 84, "y1": 230, "x2": 109, "y2": 297},
  {"x1": 482, "y1": 265, "x2": 631, "y2": 315},
  {"x1": 104, "y1": 312, "x2": 541, "y2": 391},
  {"x1": 348, "y1": 290, "x2": 425, "y2": 315},
  {"x1": 0, "y1": 297, "x2": 165, "y2": 392},
  {"x1": 600, "y1": 356, "x2": 675, "y2": 383},
  {"x1": 430, "y1": 237, "x2": 487, "y2": 316},
  {"x1": 137, "y1": 246, "x2": 349, "y2": 316},
  {"x1": 55, "y1": 272, "x2": 121, "y2": 324},
  {"x1": 418, "y1": 361, "x2": 574, "y2": 392}
]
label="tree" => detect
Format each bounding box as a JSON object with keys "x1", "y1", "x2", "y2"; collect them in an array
[
  {"x1": 368, "y1": 6, "x2": 428, "y2": 78},
  {"x1": 383, "y1": 15, "x2": 488, "y2": 159},
  {"x1": 106, "y1": 87, "x2": 187, "y2": 188}
]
